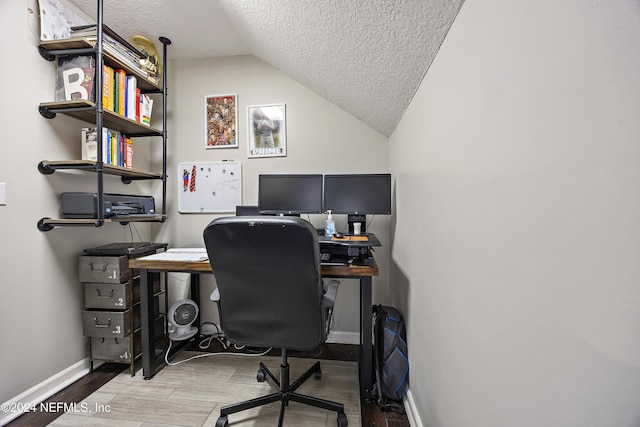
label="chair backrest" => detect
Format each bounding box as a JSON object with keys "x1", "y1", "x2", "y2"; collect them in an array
[{"x1": 203, "y1": 216, "x2": 325, "y2": 351}]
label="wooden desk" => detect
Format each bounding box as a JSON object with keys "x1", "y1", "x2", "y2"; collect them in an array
[{"x1": 129, "y1": 257, "x2": 379, "y2": 399}]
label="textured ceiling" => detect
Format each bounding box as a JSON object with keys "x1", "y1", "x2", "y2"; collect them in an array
[{"x1": 68, "y1": 0, "x2": 464, "y2": 136}]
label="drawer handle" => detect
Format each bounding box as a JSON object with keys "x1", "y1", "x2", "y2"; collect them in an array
[
  {"x1": 96, "y1": 289, "x2": 115, "y2": 299},
  {"x1": 93, "y1": 317, "x2": 112, "y2": 328},
  {"x1": 88, "y1": 262, "x2": 108, "y2": 272}
]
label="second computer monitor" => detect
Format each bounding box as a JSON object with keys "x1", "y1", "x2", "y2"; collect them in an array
[
  {"x1": 323, "y1": 173, "x2": 392, "y2": 233},
  {"x1": 258, "y1": 174, "x2": 324, "y2": 215}
]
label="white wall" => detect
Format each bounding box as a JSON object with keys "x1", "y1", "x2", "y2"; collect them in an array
[
  {"x1": 154, "y1": 55, "x2": 391, "y2": 337},
  {"x1": 389, "y1": 0, "x2": 640, "y2": 426}
]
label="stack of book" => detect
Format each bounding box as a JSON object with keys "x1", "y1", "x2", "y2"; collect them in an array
[
  {"x1": 70, "y1": 25, "x2": 148, "y2": 78},
  {"x1": 81, "y1": 127, "x2": 133, "y2": 168}
]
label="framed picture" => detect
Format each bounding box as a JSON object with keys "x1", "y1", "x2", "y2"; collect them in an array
[
  {"x1": 247, "y1": 104, "x2": 286, "y2": 158},
  {"x1": 205, "y1": 94, "x2": 237, "y2": 148}
]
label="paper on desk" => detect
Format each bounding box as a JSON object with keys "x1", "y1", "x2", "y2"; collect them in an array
[{"x1": 140, "y1": 248, "x2": 208, "y2": 262}]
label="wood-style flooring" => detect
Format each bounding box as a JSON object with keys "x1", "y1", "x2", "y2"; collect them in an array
[{"x1": 6, "y1": 344, "x2": 410, "y2": 427}]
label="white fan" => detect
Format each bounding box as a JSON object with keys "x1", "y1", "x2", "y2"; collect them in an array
[{"x1": 168, "y1": 299, "x2": 199, "y2": 341}]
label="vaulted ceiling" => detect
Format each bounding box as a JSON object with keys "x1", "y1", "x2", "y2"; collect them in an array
[{"x1": 69, "y1": 0, "x2": 464, "y2": 136}]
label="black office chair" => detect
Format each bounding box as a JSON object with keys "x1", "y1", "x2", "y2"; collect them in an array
[{"x1": 203, "y1": 216, "x2": 348, "y2": 427}]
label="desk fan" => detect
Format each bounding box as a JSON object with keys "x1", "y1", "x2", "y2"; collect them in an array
[{"x1": 168, "y1": 299, "x2": 198, "y2": 341}]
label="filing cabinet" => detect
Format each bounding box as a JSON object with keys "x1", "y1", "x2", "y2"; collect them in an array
[
  {"x1": 80, "y1": 243, "x2": 168, "y2": 376},
  {"x1": 78, "y1": 255, "x2": 129, "y2": 283}
]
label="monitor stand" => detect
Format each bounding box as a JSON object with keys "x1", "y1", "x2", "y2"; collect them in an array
[{"x1": 348, "y1": 214, "x2": 366, "y2": 234}]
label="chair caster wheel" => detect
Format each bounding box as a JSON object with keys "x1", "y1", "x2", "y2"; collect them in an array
[
  {"x1": 337, "y1": 411, "x2": 348, "y2": 426},
  {"x1": 314, "y1": 367, "x2": 322, "y2": 380},
  {"x1": 257, "y1": 368, "x2": 266, "y2": 382},
  {"x1": 215, "y1": 415, "x2": 228, "y2": 427}
]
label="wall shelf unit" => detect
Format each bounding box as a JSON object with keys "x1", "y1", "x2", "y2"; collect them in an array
[
  {"x1": 36, "y1": 0, "x2": 170, "y2": 231},
  {"x1": 38, "y1": 101, "x2": 163, "y2": 136},
  {"x1": 38, "y1": 160, "x2": 163, "y2": 182}
]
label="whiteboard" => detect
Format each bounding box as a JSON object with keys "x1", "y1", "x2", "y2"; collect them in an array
[{"x1": 177, "y1": 161, "x2": 242, "y2": 213}]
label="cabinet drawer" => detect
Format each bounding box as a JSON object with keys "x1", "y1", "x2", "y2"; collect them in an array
[
  {"x1": 84, "y1": 282, "x2": 130, "y2": 310},
  {"x1": 90, "y1": 335, "x2": 139, "y2": 363},
  {"x1": 90, "y1": 317, "x2": 165, "y2": 363},
  {"x1": 79, "y1": 255, "x2": 129, "y2": 283},
  {"x1": 82, "y1": 309, "x2": 131, "y2": 338}
]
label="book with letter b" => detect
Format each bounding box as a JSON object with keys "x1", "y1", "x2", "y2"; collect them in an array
[{"x1": 56, "y1": 55, "x2": 96, "y2": 102}]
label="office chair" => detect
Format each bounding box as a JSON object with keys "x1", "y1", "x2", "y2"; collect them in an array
[{"x1": 203, "y1": 216, "x2": 348, "y2": 427}]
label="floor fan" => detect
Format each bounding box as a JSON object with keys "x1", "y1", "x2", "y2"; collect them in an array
[{"x1": 167, "y1": 299, "x2": 199, "y2": 341}]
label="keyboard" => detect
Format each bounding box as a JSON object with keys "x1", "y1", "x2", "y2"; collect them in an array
[{"x1": 320, "y1": 251, "x2": 349, "y2": 265}]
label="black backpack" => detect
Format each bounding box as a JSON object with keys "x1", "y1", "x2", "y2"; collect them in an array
[{"x1": 372, "y1": 305, "x2": 409, "y2": 412}]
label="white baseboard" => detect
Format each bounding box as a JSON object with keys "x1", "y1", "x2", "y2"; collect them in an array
[
  {"x1": 326, "y1": 331, "x2": 361, "y2": 345},
  {"x1": 404, "y1": 388, "x2": 423, "y2": 427},
  {"x1": 0, "y1": 358, "x2": 93, "y2": 426}
]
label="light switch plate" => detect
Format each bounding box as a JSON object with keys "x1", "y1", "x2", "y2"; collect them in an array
[{"x1": 0, "y1": 183, "x2": 6, "y2": 205}]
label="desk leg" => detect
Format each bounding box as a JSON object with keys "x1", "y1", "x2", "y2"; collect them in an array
[
  {"x1": 191, "y1": 273, "x2": 201, "y2": 324},
  {"x1": 360, "y1": 276, "x2": 373, "y2": 399},
  {"x1": 140, "y1": 268, "x2": 155, "y2": 379}
]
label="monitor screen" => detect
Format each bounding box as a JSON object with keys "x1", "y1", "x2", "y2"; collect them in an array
[
  {"x1": 258, "y1": 174, "x2": 324, "y2": 215},
  {"x1": 323, "y1": 174, "x2": 392, "y2": 215}
]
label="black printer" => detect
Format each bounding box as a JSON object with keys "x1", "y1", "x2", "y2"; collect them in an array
[{"x1": 60, "y1": 192, "x2": 155, "y2": 218}]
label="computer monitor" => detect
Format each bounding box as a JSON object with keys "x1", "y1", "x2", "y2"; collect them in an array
[
  {"x1": 235, "y1": 205, "x2": 261, "y2": 216},
  {"x1": 323, "y1": 173, "x2": 392, "y2": 233},
  {"x1": 258, "y1": 174, "x2": 324, "y2": 215}
]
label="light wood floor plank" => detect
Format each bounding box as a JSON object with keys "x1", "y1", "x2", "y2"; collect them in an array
[{"x1": 51, "y1": 352, "x2": 361, "y2": 427}]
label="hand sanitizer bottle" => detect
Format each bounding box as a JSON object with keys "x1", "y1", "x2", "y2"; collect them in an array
[{"x1": 325, "y1": 210, "x2": 335, "y2": 236}]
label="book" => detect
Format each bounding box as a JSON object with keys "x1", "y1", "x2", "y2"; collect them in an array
[
  {"x1": 125, "y1": 75, "x2": 137, "y2": 120},
  {"x1": 107, "y1": 66, "x2": 115, "y2": 111},
  {"x1": 125, "y1": 137, "x2": 133, "y2": 169},
  {"x1": 105, "y1": 129, "x2": 111, "y2": 165},
  {"x1": 135, "y1": 88, "x2": 141, "y2": 122},
  {"x1": 114, "y1": 69, "x2": 126, "y2": 116},
  {"x1": 110, "y1": 130, "x2": 118, "y2": 165},
  {"x1": 105, "y1": 129, "x2": 110, "y2": 164},
  {"x1": 101, "y1": 65, "x2": 109, "y2": 108},
  {"x1": 56, "y1": 55, "x2": 95, "y2": 102},
  {"x1": 140, "y1": 93, "x2": 153, "y2": 126},
  {"x1": 81, "y1": 127, "x2": 98, "y2": 161},
  {"x1": 118, "y1": 133, "x2": 124, "y2": 167}
]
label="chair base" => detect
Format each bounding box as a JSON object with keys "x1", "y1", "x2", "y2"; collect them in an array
[{"x1": 215, "y1": 350, "x2": 348, "y2": 427}]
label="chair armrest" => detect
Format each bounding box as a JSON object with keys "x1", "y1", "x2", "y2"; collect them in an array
[
  {"x1": 210, "y1": 287, "x2": 220, "y2": 302},
  {"x1": 322, "y1": 280, "x2": 340, "y2": 308}
]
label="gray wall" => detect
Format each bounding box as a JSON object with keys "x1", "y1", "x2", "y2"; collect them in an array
[
  {"x1": 389, "y1": 0, "x2": 640, "y2": 425},
  {"x1": 156, "y1": 55, "x2": 391, "y2": 339},
  {"x1": 0, "y1": 1, "x2": 155, "y2": 405}
]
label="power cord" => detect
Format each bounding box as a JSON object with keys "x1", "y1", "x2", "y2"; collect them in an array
[
  {"x1": 163, "y1": 322, "x2": 272, "y2": 366},
  {"x1": 197, "y1": 322, "x2": 228, "y2": 350}
]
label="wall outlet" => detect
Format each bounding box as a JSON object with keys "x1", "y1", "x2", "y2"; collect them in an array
[{"x1": 0, "y1": 183, "x2": 5, "y2": 205}]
